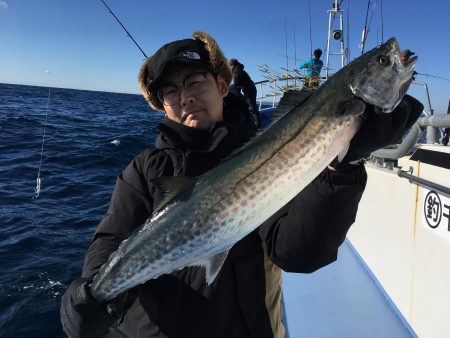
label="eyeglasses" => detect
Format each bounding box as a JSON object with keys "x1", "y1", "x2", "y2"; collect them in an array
[{"x1": 157, "y1": 71, "x2": 210, "y2": 106}]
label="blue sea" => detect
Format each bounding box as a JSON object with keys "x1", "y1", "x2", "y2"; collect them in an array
[{"x1": 0, "y1": 83, "x2": 163, "y2": 338}]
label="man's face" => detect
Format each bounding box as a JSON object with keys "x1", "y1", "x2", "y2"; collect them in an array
[{"x1": 159, "y1": 65, "x2": 228, "y2": 129}]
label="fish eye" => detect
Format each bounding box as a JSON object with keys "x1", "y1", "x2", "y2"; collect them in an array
[{"x1": 378, "y1": 55, "x2": 390, "y2": 66}]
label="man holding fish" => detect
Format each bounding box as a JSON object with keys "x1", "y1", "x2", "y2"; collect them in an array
[{"x1": 61, "y1": 31, "x2": 423, "y2": 338}]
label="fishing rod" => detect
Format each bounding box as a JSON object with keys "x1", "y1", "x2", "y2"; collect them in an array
[{"x1": 99, "y1": 0, "x2": 148, "y2": 58}]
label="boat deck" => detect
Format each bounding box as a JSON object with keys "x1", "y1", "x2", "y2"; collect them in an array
[{"x1": 282, "y1": 240, "x2": 417, "y2": 338}]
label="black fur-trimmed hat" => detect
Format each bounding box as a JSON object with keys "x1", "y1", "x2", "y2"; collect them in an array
[{"x1": 138, "y1": 31, "x2": 232, "y2": 111}]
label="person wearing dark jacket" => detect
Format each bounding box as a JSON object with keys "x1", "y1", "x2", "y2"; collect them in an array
[
  {"x1": 229, "y1": 58, "x2": 261, "y2": 129},
  {"x1": 60, "y1": 31, "x2": 423, "y2": 338}
]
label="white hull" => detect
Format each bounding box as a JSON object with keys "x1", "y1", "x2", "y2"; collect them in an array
[{"x1": 348, "y1": 144, "x2": 450, "y2": 338}]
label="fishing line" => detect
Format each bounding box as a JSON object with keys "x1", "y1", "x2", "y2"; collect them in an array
[
  {"x1": 33, "y1": 0, "x2": 61, "y2": 199},
  {"x1": 99, "y1": 0, "x2": 148, "y2": 58},
  {"x1": 33, "y1": 87, "x2": 51, "y2": 199},
  {"x1": 415, "y1": 72, "x2": 450, "y2": 82}
]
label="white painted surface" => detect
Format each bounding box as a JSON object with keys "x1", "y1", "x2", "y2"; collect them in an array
[{"x1": 348, "y1": 145, "x2": 450, "y2": 338}]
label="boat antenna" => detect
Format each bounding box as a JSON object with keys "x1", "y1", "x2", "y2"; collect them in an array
[
  {"x1": 308, "y1": 0, "x2": 313, "y2": 56},
  {"x1": 293, "y1": 21, "x2": 297, "y2": 66},
  {"x1": 293, "y1": 21, "x2": 298, "y2": 87},
  {"x1": 346, "y1": 0, "x2": 351, "y2": 63},
  {"x1": 284, "y1": 17, "x2": 289, "y2": 87},
  {"x1": 99, "y1": 0, "x2": 148, "y2": 58},
  {"x1": 380, "y1": 0, "x2": 384, "y2": 43},
  {"x1": 360, "y1": 0, "x2": 371, "y2": 54}
]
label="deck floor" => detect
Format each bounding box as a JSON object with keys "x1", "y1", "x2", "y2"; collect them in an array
[{"x1": 282, "y1": 240, "x2": 417, "y2": 338}]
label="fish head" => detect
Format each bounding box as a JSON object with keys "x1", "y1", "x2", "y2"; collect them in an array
[{"x1": 350, "y1": 38, "x2": 417, "y2": 113}]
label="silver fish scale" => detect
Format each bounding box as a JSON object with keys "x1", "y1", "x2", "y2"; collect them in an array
[
  {"x1": 92, "y1": 111, "x2": 361, "y2": 302},
  {"x1": 201, "y1": 114, "x2": 359, "y2": 246}
]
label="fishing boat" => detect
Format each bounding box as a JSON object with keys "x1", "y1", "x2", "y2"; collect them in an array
[{"x1": 255, "y1": 1, "x2": 450, "y2": 337}]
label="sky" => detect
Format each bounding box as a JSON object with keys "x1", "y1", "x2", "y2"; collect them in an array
[{"x1": 1, "y1": 0, "x2": 449, "y2": 114}]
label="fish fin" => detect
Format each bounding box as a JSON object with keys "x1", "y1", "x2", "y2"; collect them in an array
[
  {"x1": 152, "y1": 176, "x2": 198, "y2": 212},
  {"x1": 337, "y1": 143, "x2": 350, "y2": 162},
  {"x1": 204, "y1": 251, "x2": 229, "y2": 284},
  {"x1": 337, "y1": 99, "x2": 366, "y2": 162},
  {"x1": 189, "y1": 250, "x2": 229, "y2": 285},
  {"x1": 270, "y1": 90, "x2": 312, "y2": 124},
  {"x1": 340, "y1": 97, "x2": 366, "y2": 117}
]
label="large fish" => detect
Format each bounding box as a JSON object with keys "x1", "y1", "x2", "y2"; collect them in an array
[{"x1": 90, "y1": 38, "x2": 417, "y2": 302}]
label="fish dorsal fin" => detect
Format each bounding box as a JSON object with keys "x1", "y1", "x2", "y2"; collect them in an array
[
  {"x1": 270, "y1": 90, "x2": 312, "y2": 124},
  {"x1": 188, "y1": 250, "x2": 229, "y2": 285},
  {"x1": 152, "y1": 176, "x2": 198, "y2": 212}
]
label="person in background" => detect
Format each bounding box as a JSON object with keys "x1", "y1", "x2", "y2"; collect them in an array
[
  {"x1": 442, "y1": 127, "x2": 450, "y2": 146},
  {"x1": 60, "y1": 31, "x2": 423, "y2": 338},
  {"x1": 229, "y1": 58, "x2": 261, "y2": 129},
  {"x1": 228, "y1": 83, "x2": 257, "y2": 135},
  {"x1": 299, "y1": 48, "x2": 324, "y2": 91},
  {"x1": 441, "y1": 100, "x2": 450, "y2": 146}
]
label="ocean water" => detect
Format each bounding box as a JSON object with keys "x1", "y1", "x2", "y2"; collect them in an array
[{"x1": 0, "y1": 83, "x2": 162, "y2": 338}]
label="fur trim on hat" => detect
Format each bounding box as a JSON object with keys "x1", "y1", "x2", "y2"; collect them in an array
[{"x1": 138, "y1": 31, "x2": 232, "y2": 112}]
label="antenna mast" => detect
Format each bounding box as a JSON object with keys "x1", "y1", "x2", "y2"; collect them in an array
[{"x1": 325, "y1": 0, "x2": 346, "y2": 79}]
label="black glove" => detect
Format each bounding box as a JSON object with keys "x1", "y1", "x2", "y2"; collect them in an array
[
  {"x1": 331, "y1": 94, "x2": 423, "y2": 171},
  {"x1": 60, "y1": 277, "x2": 124, "y2": 338}
]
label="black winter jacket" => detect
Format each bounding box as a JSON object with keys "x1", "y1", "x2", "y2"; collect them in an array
[
  {"x1": 82, "y1": 93, "x2": 367, "y2": 338},
  {"x1": 231, "y1": 63, "x2": 256, "y2": 94}
]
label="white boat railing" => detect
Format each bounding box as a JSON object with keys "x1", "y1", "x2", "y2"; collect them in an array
[
  {"x1": 371, "y1": 80, "x2": 449, "y2": 162},
  {"x1": 371, "y1": 114, "x2": 450, "y2": 161}
]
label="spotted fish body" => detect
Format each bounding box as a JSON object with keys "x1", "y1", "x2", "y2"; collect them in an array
[{"x1": 91, "y1": 38, "x2": 417, "y2": 302}]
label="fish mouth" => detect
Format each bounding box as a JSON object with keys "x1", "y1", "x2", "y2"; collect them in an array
[
  {"x1": 397, "y1": 55, "x2": 416, "y2": 92},
  {"x1": 388, "y1": 37, "x2": 417, "y2": 71},
  {"x1": 396, "y1": 53, "x2": 417, "y2": 106},
  {"x1": 388, "y1": 40, "x2": 418, "y2": 109},
  {"x1": 350, "y1": 38, "x2": 418, "y2": 113},
  {"x1": 403, "y1": 55, "x2": 418, "y2": 68}
]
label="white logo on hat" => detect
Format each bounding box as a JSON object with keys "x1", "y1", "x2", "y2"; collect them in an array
[{"x1": 182, "y1": 52, "x2": 201, "y2": 60}]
